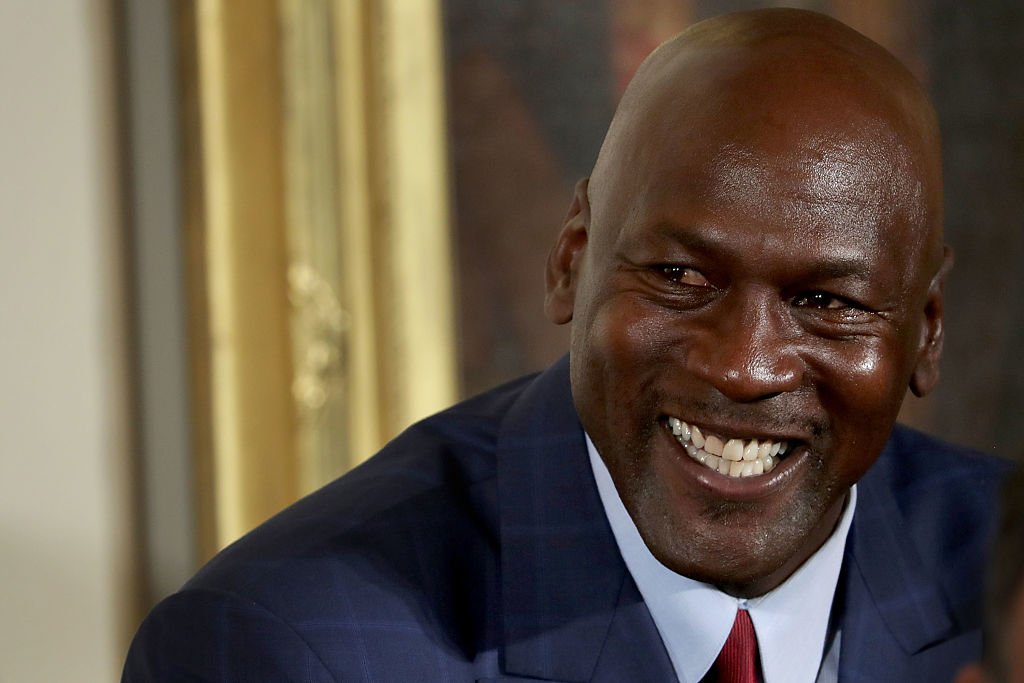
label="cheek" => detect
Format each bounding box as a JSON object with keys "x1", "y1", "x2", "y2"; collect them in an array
[
  {"x1": 571, "y1": 298, "x2": 678, "y2": 431},
  {"x1": 809, "y1": 339, "x2": 912, "y2": 447},
  {"x1": 579, "y1": 297, "x2": 676, "y2": 371}
]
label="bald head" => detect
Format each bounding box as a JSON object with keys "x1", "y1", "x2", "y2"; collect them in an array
[{"x1": 590, "y1": 8, "x2": 945, "y2": 274}]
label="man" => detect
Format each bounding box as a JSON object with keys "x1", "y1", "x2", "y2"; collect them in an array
[
  {"x1": 124, "y1": 9, "x2": 1008, "y2": 682},
  {"x1": 957, "y1": 468, "x2": 1024, "y2": 683}
]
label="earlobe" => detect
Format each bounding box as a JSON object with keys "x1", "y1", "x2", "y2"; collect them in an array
[
  {"x1": 544, "y1": 178, "x2": 591, "y2": 325},
  {"x1": 910, "y1": 246, "x2": 954, "y2": 397}
]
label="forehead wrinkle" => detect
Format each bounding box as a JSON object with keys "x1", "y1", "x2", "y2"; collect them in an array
[
  {"x1": 711, "y1": 124, "x2": 909, "y2": 204},
  {"x1": 705, "y1": 140, "x2": 923, "y2": 263},
  {"x1": 800, "y1": 141, "x2": 891, "y2": 207}
]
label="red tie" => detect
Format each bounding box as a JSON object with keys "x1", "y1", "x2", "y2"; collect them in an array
[{"x1": 713, "y1": 609, "x2": 760, "y2": 683}]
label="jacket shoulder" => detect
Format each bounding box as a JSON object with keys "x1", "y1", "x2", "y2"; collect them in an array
[
  {"x1": 875, "y1": 425, "x2": 1011, "y2": 611},
  {"x1": 881, "y1": 424, "x2": 1010, "y2": 521},
  {"x1": 130, "y1": 372, "x2": 545, "y2": 679},
  {"x1": 189, "y1": 371, "x2": 540, "y2": 586}
]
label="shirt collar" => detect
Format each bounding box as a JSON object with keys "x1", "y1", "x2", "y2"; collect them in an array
[{"x1": 586, "y1": 434, "x2": 856, "y2": 683}]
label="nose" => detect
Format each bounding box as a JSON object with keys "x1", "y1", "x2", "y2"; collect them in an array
[{"x1": 684, "y1": 290, "x2": 804, "y2": 403}]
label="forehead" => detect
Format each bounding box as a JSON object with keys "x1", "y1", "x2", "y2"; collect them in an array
[
  {"x1": 633, "y1": 130, "x2": 914, "y2": 249},
  {"x1": 598, "y1": 79, "x2": 930, "y2": 272}
]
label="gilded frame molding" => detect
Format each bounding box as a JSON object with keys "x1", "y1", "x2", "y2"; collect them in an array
[{"x1": 179, "y1": 0, "x2": 457, "y2": 557}]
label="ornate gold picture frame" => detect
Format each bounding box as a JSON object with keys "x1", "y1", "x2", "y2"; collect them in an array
[{"x1": 178, "y1": 0, "x2": 457, "y2": 558}]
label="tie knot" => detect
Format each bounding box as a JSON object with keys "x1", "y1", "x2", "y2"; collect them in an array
[{"x1": 714, "y1": 609, "x2": 760, "y2": 683}]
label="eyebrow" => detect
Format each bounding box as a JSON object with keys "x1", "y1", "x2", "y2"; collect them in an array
[
  {"x1": 805, "y1": 257, "x2": 876, "y2": 281},
  {"x1": 647, "y1": 222, "x2": 876, "y2": 281}
]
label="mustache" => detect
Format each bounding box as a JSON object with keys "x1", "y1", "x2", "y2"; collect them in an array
[{"x1": 673, "y1": 395, "x2": 829, "y2": 439}]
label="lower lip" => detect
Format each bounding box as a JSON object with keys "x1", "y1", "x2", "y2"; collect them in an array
[{"x1": 658, "y1": 424, "x2": 806, "y2": 501}]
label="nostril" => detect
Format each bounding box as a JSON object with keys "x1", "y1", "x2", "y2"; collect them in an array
[
  {"x1": 683, "y1": 299, "x2": 803, "y2": 401},
  {"x1": 705, "y1": 352, "x2": 802, "y2": 402}
]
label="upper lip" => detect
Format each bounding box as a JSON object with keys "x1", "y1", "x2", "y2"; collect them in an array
[{"x1": 663, "y1": 414, "x2": 808, "y2": 444}]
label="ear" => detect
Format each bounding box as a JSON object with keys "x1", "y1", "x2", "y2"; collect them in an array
[
  {"x1": 544, "y1": 178, "x2": 591, "y2": 325},
  {"x1": 909, "y1": 246, "x2": 954, "y2": 397}
]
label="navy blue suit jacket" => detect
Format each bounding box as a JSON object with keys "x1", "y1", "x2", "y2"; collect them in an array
[{"x1": 123, "y1": 357, "x2": 1008, "y2": 682}]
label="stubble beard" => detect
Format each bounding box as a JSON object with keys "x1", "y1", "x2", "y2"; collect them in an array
[{"x1": 613, "y1": 417, "x2": 838, "y2": 594}]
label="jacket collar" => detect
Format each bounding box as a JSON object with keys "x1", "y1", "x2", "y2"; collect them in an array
[
  {"x1": 495, "y1": 357, "x2": 673, "y2": 681},
  {"x1": 842, "y1": 430, "x2": 956, "y2": 655}
]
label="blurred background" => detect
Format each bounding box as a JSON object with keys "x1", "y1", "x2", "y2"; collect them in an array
[{"x1": 1, "y1": 0, "x2": 1020, "y2": 680}]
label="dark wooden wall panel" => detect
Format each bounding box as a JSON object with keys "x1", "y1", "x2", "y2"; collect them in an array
[{"x1": 443, "y1": 0, "x2": 1023, "y2": 458}]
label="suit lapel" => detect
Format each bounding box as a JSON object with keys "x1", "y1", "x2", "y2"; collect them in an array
[
  {"x1": 589, "y1": 576, "x2": 679, "y2": 682},
  {"x1": 494, "y1": 357, "x2": 676, "y2": 682},
  {"x1": 838, "y1": 439, "x2": 957, "y2": 680}
]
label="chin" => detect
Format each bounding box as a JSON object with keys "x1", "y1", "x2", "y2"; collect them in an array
[{"x1": 627, "y1": 465, "x2": 837, "y2": 596}]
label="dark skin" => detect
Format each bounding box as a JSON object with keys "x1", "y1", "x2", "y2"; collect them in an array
[{"x1": 545, "y1": 9, "x2": 952, "y2": 598}]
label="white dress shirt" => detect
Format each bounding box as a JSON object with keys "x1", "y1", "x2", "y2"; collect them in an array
[{"x1": 586, "y1": 435, "x2": 856, "y2": 683}]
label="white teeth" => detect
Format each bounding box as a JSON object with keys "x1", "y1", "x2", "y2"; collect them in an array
[
  {"x1": 742, "y1": 440, "x2": 758, "y2": 461},
  {"x1": 722, "y1": 439, "x2": 744, "y2": 462},
  {"x1": 667, "y1": 418, "x2": 791, "y2": 479},
  {"x1": 704, "y1": 435, "x2": 724, "y2": 456},
  {"x1": 669, "y1": 417, "x2": 683, "y2": 435}
]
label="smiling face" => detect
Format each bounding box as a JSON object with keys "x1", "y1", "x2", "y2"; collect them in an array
[{"x1": 545, "y1": 12, "x2": 949, "y2": 597}]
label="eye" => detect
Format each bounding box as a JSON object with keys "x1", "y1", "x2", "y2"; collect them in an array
[
  {"x1": 659, "y1": 265, "x2": 711, "y2": 287},
  {"x1": 792, "y1": 291, "x2": 851, "y2": 310}
]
